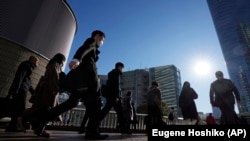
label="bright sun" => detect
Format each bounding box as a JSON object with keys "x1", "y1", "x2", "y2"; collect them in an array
[{"x1": 194, "y1": 61, "x2": 210, "y2": 75}]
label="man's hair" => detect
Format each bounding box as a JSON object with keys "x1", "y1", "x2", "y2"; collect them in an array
[
  {"x1": 126, "y1": 91, "x2": 132, "y2": 96},
  {"x1": 91, "y1": 30, "x2": 105, "y2": 38},
  {"x1": 215, "y1": 71, "x2": 223, "y2": 77},
  {"x1": 29, "y1": 55, "x2": 38, "y2": 62},
  {"x1": 151, "y1": 81, "x2": 159, "y2": 87},
  {"x1": 115, "y1": 62, "x2": 124, "y2": 69},
  {"x1": 183, "y1": 81, "x2": 190, "y2": 87}
]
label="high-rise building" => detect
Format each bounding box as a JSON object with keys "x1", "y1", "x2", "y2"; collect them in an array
[
  {"x1": 120, "y1": 69, "x2": 149, "y2": 110},
  {"x1": 207, "y1": 0, "x2": 250, "y2": 113},
  {"x1": 0, "y1": 0, "x2": 77, "y2": 104},
  {"x1": 149, "y1": 65, "x2": 182, "y2": 114},
  {"x1": 100, "y1": 65, "x2": 182, "y2": 115}
]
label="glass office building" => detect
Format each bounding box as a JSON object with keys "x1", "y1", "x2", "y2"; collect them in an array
[
  {"x1": 107, "y1": 65, "x2": 181, "y2": 115},
  {"x1": 149, "y1": 65, "x2": 182, "y2": 114},
  {"x1": 207, "y1": 0, "x2": 250, "y2": 112}
]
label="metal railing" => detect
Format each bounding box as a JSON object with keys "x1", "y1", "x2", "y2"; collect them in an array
[{"x1": 46, "y1": 108, "x2": 193, "y2": 132}]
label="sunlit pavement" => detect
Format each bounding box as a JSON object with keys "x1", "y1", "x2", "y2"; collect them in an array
[{"x1": 0, "y1": 129, "x2": 148, "y2": 141}]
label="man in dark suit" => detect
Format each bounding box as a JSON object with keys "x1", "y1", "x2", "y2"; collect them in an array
[
  {"x1": 100, "y1": 62, "x2": 126, "y2": 134},
  {"x1": 209, "y1": 71, "x2": 241, "y2": 124},
  {"x1": 6, "y1": 55, "x2": 39, "y2": 132},
  {"x1": 33, "y1": 30, "x2": 108, "y2": 140}
]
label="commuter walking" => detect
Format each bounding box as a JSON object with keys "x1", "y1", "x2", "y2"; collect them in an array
[
  {"x1": 122, "y1": 91, "x2": 133, "y2": 134},
  {"x1": 18, "y1": 53, "x2": 66, "y2": 137},
  {"x1": 209, "y1": 71, "x2": 241, "y2": 124},
  {"x1": 146, "y1": 81, "x2": 164, "y2": 133},
  {"x1": 32, "y1": 30, "x2": 108, "y2": 140},
  {"x1": 168, "y1": 107, "x2": 176, "y2": 125},
  {"x1": 179, "y1": 81, "x2": 198, "y2": 124},
  {"x1": 5, "y1": 55, "x2": 39, "y2": 132},
  {"x1": 100, "y1": 62, "x2": 126, "y2": 134}
]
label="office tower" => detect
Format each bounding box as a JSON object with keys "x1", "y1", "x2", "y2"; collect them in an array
[
  {"x1": 120, "y1": 69, "x2": 149, "y2": 110},
  {"x1": 207, "y1": 0, "x2": 250, "y2": 112},
  {"x1": 101, "y1": 65, "x2": 181, "y2": 115},
  {"x1": 0, "y1": 0, "x2": 77, "y2": 103},
  {"x1": 149, "y1": 65, "x2": 182, "y2": 114}
]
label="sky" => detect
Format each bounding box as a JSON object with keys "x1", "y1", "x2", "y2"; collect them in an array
[{"x1": 65, "y1": 0, "x2": 230, "y2": 114}]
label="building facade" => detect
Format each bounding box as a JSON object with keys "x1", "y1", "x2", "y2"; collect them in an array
[
  {"x1": 149, "y1": 65, "x2": 182, "y2": 115},
  {"x1": 108, "y1": 65, "x2": 182, "y2": 116},
  {"x1": 207, "y1": 0, "x2": 250, "y2": 112},
  {"x1": 0, "y1": 0, "x2": 77, "y2": 106},
  {"x1": 120, "y1": 69, "x2": 149, "y2": 110}
]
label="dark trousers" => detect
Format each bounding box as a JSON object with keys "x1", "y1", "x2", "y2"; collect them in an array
[
  {"x1": 31, "y1": 92, "x2": 82, "y2": 133},
  {"x1": 146, "y1": 106, "x2": 164, "y2": 134},
  {"x1": 100, "y1": 99, "x2": 125, "y2": 132},
  {"x1": 42, "y1": 92, "x2": 101, "y2": 133},
  {"x1": 124, "y1": 119, "x2": 131, "y2": 133},
  {"x1": 34, "y1": 67, "x2": 102, "y2": 134},
  {"x1": 79, "y1": 106, "x2": 90, "y2": 131},
  {"x1": 219, "y1": 104, "x2": 239, "y2": 124},
  {"x1": 7, "y1": 89, "x2": 26, "y2": 130}
]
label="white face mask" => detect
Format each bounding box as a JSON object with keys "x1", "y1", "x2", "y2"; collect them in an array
[{"x1": 97, "y1": 40, "x2": 104, "y2": 47}]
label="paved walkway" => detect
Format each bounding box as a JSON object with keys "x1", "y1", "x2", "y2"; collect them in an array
[{"x1": 0, "y1": 129, "x2": 147, "y2": 141}]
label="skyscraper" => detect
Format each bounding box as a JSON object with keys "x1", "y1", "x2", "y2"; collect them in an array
[
  {"x1": 115, "y1": 65, "x2": 181, "y2": 115},
  {"x1": 120, "y1": 69, "x2": 149, "y2": 110},
  {"x1": 149, "y1": 65, "x2": 182, "y2": 114},
  {"x1": 207, "y1": 0, "x2": 250, "y2": 112}
]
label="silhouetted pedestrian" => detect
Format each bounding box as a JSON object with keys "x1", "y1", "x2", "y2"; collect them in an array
[
  {"x1": 168, "y1": 107, "x2": 176, "y2": 125},
  {"x1": 100, "y1": 62, "x2": 126, "y2": 134},
  {"x1": 179, "y1": 81, "x2": 198, "y2": 124},
  {"x1": 147, "y1": 81, "x2": 164, "y2": 133},
  {"x1": 18, "y1": 53, "x2": 66, "y2": 137},
  {"x1": 209, "y1": 71, "x2": 241, "y2": 124},
  {"x1": 5, "y1": 55, "x2": 39, "y2": 132},
  {"x1": 122, "y1": 91, "x2": 133, "y2": 134},
  {"x1": 32, "y1": 30, "x2": 108, "y2": 140}
]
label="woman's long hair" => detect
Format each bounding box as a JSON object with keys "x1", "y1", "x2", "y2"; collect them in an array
[
  {"x1": 47, "y1": 53, "x2": 66, "y2": 67},
  {"x1": 181, "y1": 81, "x2": 190, "y2": 94}
]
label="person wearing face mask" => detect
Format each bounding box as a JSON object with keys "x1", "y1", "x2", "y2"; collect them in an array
[
  {"x1": 209, "y1": 71, "x2": 241, "y2": 124},
  {"x1": 32, "y1": 30, "x2": 108, "y2": 140}
]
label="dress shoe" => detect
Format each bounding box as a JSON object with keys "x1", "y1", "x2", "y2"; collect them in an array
[
  {"x1": 17, "y1": 117, "x2": 26, "y2": 133},
  {"x1": 84, "y1": 133, "x2": 109, "y2": 140},
  {"x1": 35, "y1": 130, "x2": 50, "y2": 138},
  {"x1": 78, "y1": 128, "x2": 85, "y2": 134}
]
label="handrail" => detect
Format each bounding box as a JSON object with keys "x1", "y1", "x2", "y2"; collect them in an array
[{"x1": 46, "y1": 108, "x2": 202, "y2": 132}]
